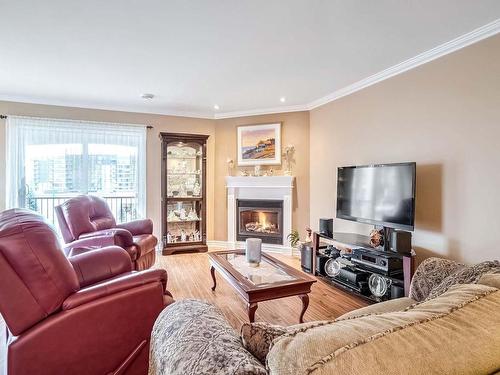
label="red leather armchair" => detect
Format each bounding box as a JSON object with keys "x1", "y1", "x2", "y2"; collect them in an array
[
  {"x1": 55, "y1": 195, "x2": 157, "y2": 270},
  {"x1": 0, "y1": 209, "x2": 173, "y2": 375}
]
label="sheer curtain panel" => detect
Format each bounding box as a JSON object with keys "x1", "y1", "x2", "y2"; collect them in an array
[{"x1": 6, "y1": 116, "x2": 147, "y2": 224}]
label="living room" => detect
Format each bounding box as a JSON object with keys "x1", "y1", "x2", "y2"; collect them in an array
[{"x1": 1, "y1": 2, "x2": 499, "y2": 375}]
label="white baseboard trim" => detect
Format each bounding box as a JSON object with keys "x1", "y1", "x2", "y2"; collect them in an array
[{"x1": 207, "y1": 240, "x2": 294, "y2": 255}]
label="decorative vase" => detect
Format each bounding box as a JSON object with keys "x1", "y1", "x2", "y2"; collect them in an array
[{"x1": 245, "y1": 238, "x2": 262, "y2": 267}]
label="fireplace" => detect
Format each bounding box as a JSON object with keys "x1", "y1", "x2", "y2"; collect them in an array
[{"x1": 237, "y1": 199, "x2": 283, "y2": 245}]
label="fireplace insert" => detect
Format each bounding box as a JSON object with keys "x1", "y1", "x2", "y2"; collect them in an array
[{"x1": 237, "y1": 199, "x2": 283, "y2": 245}]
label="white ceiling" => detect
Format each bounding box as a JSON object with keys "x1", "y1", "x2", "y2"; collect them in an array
[{"x1": 1, "y1": 1, "x2": 499, "y2": 118}]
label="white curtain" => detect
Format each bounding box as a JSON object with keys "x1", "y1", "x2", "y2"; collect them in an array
[{"x1": 6, "y1": 116, "x2": 147, "y2": 223}]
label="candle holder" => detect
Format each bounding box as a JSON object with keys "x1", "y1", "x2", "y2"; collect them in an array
[{"x1": 245, "y1": 238, "x2": 262, "y2": 267}]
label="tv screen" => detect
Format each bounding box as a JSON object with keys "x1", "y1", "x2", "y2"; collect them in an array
[{"x1": 336, "y1": 162, "x2": 416, "y2": 231}]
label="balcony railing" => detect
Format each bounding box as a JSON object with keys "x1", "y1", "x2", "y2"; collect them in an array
[{"x1": 26, "y1": 194, "x2": 139, "y2": 228}]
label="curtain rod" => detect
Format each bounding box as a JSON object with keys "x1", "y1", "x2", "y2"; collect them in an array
[{"x1": 0, "y1": 114, "x2": 153, "y2": 129}]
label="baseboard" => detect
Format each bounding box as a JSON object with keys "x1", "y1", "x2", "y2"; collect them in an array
[{"x1": 207, "y1": 240, "x2": 294, "y2": 255}]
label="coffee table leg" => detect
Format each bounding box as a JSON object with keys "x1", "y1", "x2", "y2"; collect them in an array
[
  {"x1": 298, "y1": 294, "x2": 309, "y2": 323},
  {"x1": 210, "y1": 266, "x2": 217, "y2": 291},
  {"x1": 247, "y1": 302, "x2": 258, "y2": 323}
]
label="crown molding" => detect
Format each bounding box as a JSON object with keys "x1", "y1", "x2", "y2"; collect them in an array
[
  {"x1": 214, "y1": 103, "x2": 307, "y2": 119},
  {"x1": 306, "y1": 18, "x2": 500, "y2": 110},
  {"x1": 0, "y1": 95, "x2": 215, "y2": 119}
]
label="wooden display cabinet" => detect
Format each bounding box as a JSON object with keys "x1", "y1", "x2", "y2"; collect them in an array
[{"x1": 160, "y1": 132, "x2": 209, "y2": 255}]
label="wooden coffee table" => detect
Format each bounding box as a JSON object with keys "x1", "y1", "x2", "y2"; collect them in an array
[{"x1": 208, "y1": 250, "x2": 317, "y2": 323}]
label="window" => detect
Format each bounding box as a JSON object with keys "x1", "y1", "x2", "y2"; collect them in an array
[{"x1": 6, "y1": 116, "x2": 147, "y2": 225}]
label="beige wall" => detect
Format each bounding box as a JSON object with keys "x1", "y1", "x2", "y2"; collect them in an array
[
  {"x1": 0, "y1": 101, "x2": 216, "y2": 242},
  {"x1": 310, "y1": 34, "x2": 500, "y2": 265},
  {"x1": 214, "y1": 112, "x2": 310, "y2": 241}
]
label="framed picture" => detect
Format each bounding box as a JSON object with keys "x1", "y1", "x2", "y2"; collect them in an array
[{"x1": 237, "y1": 123, "x2": 281, "y2": 166}]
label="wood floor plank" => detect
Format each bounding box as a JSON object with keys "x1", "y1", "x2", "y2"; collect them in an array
[{"x1": 156, "y1": 250, "x2": 368, "y2": 330}]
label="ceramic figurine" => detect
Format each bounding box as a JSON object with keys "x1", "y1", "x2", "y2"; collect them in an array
[
  {"x1": 240, "y1": 170, "x2": 249, "y2": 176},
  {"x1": 283, "y1": 145, "x2": 295, "y2": 176},
  {"x1": 254, "y1": 165, "x2": 261, "y2": 176},
  {"x1": 180, "y1": 229, "x2": 187, "y2": 242},
  {"x1": 166, "y1": 232, "x2": 172, "y2": 243},
  {"x1": 179, "y1": 208, "x2": 187, "y2": 220},
  {"x1": 227, "y1": 158, "x2": 234, "y2": 176},
  {"x1": 187, "y1": 208, "x2": 199, "y2": 221},
  {"x1": 194, "y1": 230, "x2": 201, "y2": 242},
  {"x1": 167, "y1": 210, "x2": 179, "y2": 222},
  {"x1": 193, "y1": 181, "x2": 201, "y2": 196}
]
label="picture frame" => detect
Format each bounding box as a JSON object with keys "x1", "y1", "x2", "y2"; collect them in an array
[{"x1": 237, "y1": 123, "x2": 281, "y2": 166}]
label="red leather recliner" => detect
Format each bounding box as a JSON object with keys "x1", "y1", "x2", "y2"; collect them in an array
[
  {"x1": 55, "y1": 195, "x2": 157, "y2": 270},
  {"x1": 0, "y1": 209, "x2": 173, "y2": 375}
]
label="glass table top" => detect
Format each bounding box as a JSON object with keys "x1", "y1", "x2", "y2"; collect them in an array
[{"x1": 221, "y1": 253, "x2": 297, "y2": 286}]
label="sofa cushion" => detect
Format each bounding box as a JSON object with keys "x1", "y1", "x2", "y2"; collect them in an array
[
  {"x1": 337, "y1": 296, "x2": 416, "y2": 320},
  {"x1": 267, "y1": 283, "x2": 500, "y2": 375},
  {"x1": 149, "y1": 299, "x2": 266, "y2": 375}
]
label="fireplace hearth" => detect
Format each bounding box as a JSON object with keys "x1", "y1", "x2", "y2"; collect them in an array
[{"x1": 237, "y1": 199, "x2": 283, "y2": 245}]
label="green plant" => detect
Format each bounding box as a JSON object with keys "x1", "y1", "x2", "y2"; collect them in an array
[{"x1": 287, "y1": 229, "x2": 300, "y2": 248}]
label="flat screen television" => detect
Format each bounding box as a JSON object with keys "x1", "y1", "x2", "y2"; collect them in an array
[{"x1": 336, "y1": 162, "x2": 416, "y2": 231}]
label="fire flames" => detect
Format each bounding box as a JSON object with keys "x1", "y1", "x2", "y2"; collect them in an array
[{"x1": 244, "y1": 211, "x2": 278, "y2": 233}]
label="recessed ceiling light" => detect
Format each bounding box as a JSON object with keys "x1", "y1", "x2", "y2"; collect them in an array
[
  {"x1": 141, "y1": 93, "x2": 154, "y2": 100},
  {"x1": 280, "y1": 97, "x2": 286, "y2": 103},
  {"x1": 213, "y1": 104, "x2": 220, "y2": 110}
]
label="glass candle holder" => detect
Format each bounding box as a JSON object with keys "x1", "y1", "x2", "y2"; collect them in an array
[{"x1": 245, "y1": 238, "x2": 262, "y2": 267}]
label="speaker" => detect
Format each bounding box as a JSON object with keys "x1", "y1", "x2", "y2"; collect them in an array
[
  {"x1": 319, "y1": 218, "x2": 333, "y2": 238},
  {"x1": 390, "y1": 284, "x2": 405, "y2": 299},
  {"x1": 316, "y1": 254, "x2": 330, "y2": 276},
  {"x1": 300, "y1": 245, "x2": 314, "y2": 274},
  {"x1": 389, "y1": 230, "x2": 412, "y2": 254}
]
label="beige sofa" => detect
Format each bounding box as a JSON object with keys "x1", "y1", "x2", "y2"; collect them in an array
[{"x1": 149, "y1": 257, "x2": 500, "y2": 375}]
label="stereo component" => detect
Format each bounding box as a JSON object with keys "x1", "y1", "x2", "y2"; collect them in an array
[
  {"x1": 324, "y1": 258, "x2": 342, "y2": 277},
  {"x1": 389, "y1": 230, "x2": 412, "y2": 254},
  {"x1": 350, "y1": 248, "x2": 403, "y2": 276},
  {"x1": 319, "y1": 218, "x2": 333, "y2": 238},
  {"x1": 368, "y1": 274, "x2": 392, "y2": 298},
  {"x1": 300, "y1": 245, "x2": 314, "y2": 274}
]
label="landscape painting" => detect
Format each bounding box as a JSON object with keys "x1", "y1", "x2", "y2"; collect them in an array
[{"x1": 237, "y1": 123, "x2": 281, "y2": 166}]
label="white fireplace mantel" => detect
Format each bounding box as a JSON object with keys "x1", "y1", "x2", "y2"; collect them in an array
[{"x1": 225, "y1": 175, "x2": 295, "y2": 253}]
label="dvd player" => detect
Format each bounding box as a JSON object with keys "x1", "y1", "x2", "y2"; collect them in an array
[{"x1": 350, "y1": 248, "x2": 403, "y2": 275}]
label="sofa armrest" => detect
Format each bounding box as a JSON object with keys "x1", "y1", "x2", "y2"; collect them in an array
[
  {"x1": 69, "y1": 246, "x2": 133, "y2": 288},
  {"x1": 79, "y1": 228, "x2": 134, "y2": 247},
  {"x1": 409, "y1": 257, "x2": 465, "y2": 302},
  {"x1": 62, "y1": 269, "x2": 167, "y2": 310},
  {"x1": 116, "y1": 219, "x2": 153, "y2": 235}
]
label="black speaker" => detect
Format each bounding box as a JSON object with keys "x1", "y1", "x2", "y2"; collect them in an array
[
  {"x1": 389, "y1": 230, "x2": 412, "y2": 254},
  {"x1": 319, "y1": 218, "x2": 333, "y2": 238},
  {"x1": 300, "y1": 245, "x2": 314, "y2": 274},
  {"x1": 390, "y1": 284, "x2": 405, "y2": 299}
]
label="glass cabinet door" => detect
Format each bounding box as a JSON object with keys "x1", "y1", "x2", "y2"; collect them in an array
[
  {"x1": 164, "y1": 141, "x2": 203, "y2": 246},
  {"x1": 165, "y1": 142, "x2": 203, "y2": 199}
]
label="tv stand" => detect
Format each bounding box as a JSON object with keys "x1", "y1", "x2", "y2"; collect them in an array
[{"x1": 311, "y1": 231, "x2": 415, "y2": 298}]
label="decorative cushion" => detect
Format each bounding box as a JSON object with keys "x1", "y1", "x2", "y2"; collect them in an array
[
  {"x1": 240, "y1": 321, "x2": 326, "y2": 364},
  {"x1": 425, "y1": 260, "x2": 500, "y2": 300},
  {"x1": 149, "y1": 299, "x2": 266, "y2": 375},
  {"x1": 409, "y1": 257, "x2": 466, "y2": 301},
  {"x1": 267, "y1": 284, "x2": 500, "y2": 375}
]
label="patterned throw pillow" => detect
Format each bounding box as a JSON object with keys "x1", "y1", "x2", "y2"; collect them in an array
[
  {"x1": 240, "y1": 322, "x2": 288, "y2": 364},
  {"x1": 149, "y1": 299, "x2": 267, "y2": 375},
  {"x1": 240, "y1": 321, "x2": 331, "y2": 365},
  {"x1": 426, "y1": 260, "x2": 500, "y2": 301}
]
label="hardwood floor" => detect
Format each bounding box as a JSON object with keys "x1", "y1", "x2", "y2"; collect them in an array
[{"x1": 156, "y1": 250, "x2": 368, "y2": 330}]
